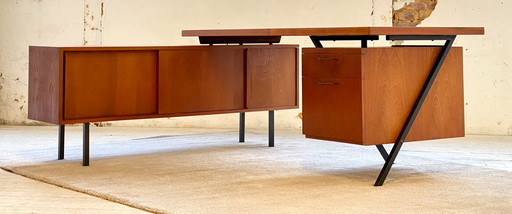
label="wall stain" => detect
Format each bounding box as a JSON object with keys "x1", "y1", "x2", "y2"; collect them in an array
[
  {"x1": 392, "y1": 0, "x2": 437, "y2": 26},
  {"x1": 83, "y1": 1, "x2": 104, "y2": 45}
]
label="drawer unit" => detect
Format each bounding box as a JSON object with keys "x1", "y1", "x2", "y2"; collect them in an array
[{"x1": 302, "y1": 47, "x2": 465, "y2": 145}]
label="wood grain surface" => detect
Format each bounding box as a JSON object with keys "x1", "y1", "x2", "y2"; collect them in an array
[
  {"x1": 183, "y1": 27, "x2": 484, "y2": 37},
  {"x1": 64, "y1": 51, "x2": 158, "y2": 120},
  {"x1": 28, "y1": 46, "x2": 62, "y2": 124},
  {"x1": 158, "y1": 47, "x2": 245, "y2": 114},
  {"x1": 246, "y1": 47, "x2": 298, "y2": 108},
  {"x1": 28, "y1": 45, "x2": 299, "y2": 124},
  {"x1": 302, "y1": 47, "x2": 464, "y2": 145}
]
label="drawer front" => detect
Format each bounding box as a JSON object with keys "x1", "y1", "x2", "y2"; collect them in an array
[
  {"x1": 302, "y1": 76, "x2": 363, "y2": 144},
  {"x1": 302, "y1": 53, "x2": 362, "y2": 80}
]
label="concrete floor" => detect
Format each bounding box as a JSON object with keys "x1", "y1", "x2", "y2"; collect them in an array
[{"x1": 1, "y1": 125, "x2": 511, "y2": 213}]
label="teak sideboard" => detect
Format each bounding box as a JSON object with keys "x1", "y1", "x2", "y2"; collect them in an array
[{"x1": 28, "y1": 45, "x2": 299, "y2": 165}]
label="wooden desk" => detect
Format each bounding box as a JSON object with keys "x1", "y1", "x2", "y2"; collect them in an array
[{"x1": 184, "y1": 26, "x2": 484, "y2": 185}]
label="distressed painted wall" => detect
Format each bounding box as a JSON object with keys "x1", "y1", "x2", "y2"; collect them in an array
[
  {"x1": 0, "y1": 0, "x2": 510, "y2": 135},
  {"x1": 393, "y1": 0, "x2": 437, "y2": 26}
]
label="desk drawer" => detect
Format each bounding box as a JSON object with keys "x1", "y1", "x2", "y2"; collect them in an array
[
  {"x1": 302, "y1": 76, "x2": 363, "y2": 144},
  {"x1": 302, "y1": 47, "x2": 464, "y2": 145},
  {"x1": 302, "y1": 51, "x2": 362, "y2": 80}
]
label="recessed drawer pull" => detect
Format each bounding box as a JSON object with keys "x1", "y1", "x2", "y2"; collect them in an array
[
  {"x1": 318, "y1": 82, "x2": 339, "y2": 85},
  {"x1": 318, "y1": 58, "x2": 339, "y2": 60}
]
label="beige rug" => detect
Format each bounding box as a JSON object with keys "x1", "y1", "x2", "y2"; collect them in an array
[{"x1": 2, "y1": 128, "x2": 512, "y2": 214}]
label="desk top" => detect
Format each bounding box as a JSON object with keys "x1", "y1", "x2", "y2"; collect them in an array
[{"x1": 182, "y1": 27, "x2": 484, "y2": 37}]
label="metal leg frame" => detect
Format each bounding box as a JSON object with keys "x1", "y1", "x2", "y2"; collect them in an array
[
  {"x1": 310, "y1": 35, "x2": 378, "y2": 48},
  {"x1": 58, "y1": 125, "x2": 65, "y2": 160},
  {"x1": 83, "y1": 123, "x2": 90, "y2": 166},
  {"x1": 310, "y1": 35, "x2": 457, "y2": 186},
  {"x1": 374, "y1": 35, "x2": 456, "y2": 186},
  {"x1": 269, "y1": 111, "x2": 274, "y2": 147},
  {"x1": 239, "y1": 111, "x2": 274, "y2": 147},
  {"x1": 239, "y1": 113, "x2": 245, "y2": 142},
  {"x1": 375, "y1": 145, "x2": 389, "y2": 161}
]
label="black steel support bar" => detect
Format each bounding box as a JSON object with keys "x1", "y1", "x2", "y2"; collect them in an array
[
  {"x1": 269, "y1": 111, "x2": 274, "y2": 147},
  {"x1": 58, "y1": 125, "x2": 65, "y2": 160},
  {"x1": 386, "y1": 35, "x2": 456, "y2": 41},
  {"x1": 199, "y1": 36, "x2": 281, "y2": 45},
  {"x1": 310, "y1": 35, "x2": 378, "y2": 48},
  {"x1": 375, "y1": 145, "x2": 389, "y2": 161},
  {"x1": 310, "y1": 36, "x2": 323, "y2": 48},
  {"x1": 83, "y1": 123, "x2": 90, "y2": 166},
  {"x1": 374, "y1": 35, "x2": 456, "y2": 186},
  {"x1": 239, "y1": 112, "x2": 245, "y2": 143}
]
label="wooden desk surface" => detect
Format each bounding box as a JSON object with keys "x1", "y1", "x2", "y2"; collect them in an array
[{"x1": 183, "y1": 27, "x2": 484, "y2": 37}]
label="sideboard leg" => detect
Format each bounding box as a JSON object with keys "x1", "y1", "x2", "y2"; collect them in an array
[
  {"x1": 376, "y1": 145, "x2": 389, "y2": 161},
  {"x1": 268, "y1": 110, "x2": 274, "y2": 147},
  {"x1": 239, "y1": 112, "x2": 245, "y2": 143},
  {"x1": 83, "y1": 123, "x2": 90, "y2": 166},
  {"x1": 58, "y1": 125, "x2": 65, "y2": 160}
]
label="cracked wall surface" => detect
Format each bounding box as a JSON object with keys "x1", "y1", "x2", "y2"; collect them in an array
[
  {"x1": 392, "y1": 0, "x2": 437, "y2": 26},
  {"x1": 0, "y1": 0, "x2": 510, "y2": 135}
]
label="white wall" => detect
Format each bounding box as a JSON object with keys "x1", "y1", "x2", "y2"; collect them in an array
[{"x1": 0, "y1": 0, "x2": 510, "y2": 135}]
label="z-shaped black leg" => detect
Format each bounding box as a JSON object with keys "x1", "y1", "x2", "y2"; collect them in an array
[
  {"x1": 374, "y1": 35, "x2": 456, "y2": 186},
  {"x1": 376, "y1": 145, "x2": 389, "y2": 161},
  {"x1": 58, "y1": 125, "x2": 65, "y2": 160}
]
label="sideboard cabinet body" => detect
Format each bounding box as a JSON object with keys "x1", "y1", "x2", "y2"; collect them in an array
[
  {"x1": 302, "y1": 47, "x2": 464, "y2": 145},
  {"x1": 28, "y1": 45, "x2": 298, "y2": 125}
]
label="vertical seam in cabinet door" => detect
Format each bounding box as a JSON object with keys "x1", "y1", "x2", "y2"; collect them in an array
[
  {"x1": 61, "y1": 50, "x2": 66, "y2": 123},
  {"x1": 155, "y1": 50, "x2": 160, "y2": 114},
  {"x1": 295, "y1": 47, "x2": 299, "y2": 106},
  {"x1": 243, "y1": 48, "x2": 248, "y2": 109}
]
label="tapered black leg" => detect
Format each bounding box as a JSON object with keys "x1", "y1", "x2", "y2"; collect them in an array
[
  {"x1": 374, "y1": 36, "x2": 456, "y2": 186},
  {"x1": 239, "y1": 112, "x2": 245, "y2": 143},
  {"x1": 268, "y1": 111, "x2": 274, "y2": 147},
  {"x1": 58, "y1": 125, "x2": 65, "y2": 160},
  {"x1": 83, "y1": 123, "x2": 90, "y2": 166},
  {"x1": 376, "y1": 145, "x2": 388, "y2": 161}
]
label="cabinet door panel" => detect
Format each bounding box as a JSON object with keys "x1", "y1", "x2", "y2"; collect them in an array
[
  {"x1": 159, "y1": 48, "x2": 244, "y2": 114},
  {"x1": 64, "y1": 51, "x2": 157, "y2": 120},
  {"x1": 246, "y1": 47, "x2": 297, "y2": 108}
]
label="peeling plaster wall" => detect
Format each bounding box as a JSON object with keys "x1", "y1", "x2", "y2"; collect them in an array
[
  {"x1": 0, "y1": 0, "x2": 83, "y2": 125},
  {"x1": 392, "y1": 0, "x2": 437, "y2": 26},
  {"x1": 0, "y1": 0, "x2": 511, "y2": 135}
]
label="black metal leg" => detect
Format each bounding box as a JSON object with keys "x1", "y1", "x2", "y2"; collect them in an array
[
  {"x1": 83, "y1": 123, "x2": 89, "y2": 166},
  {"x1": 58, "y1": 125, "x2": 65, "y2": 160},
  {"x1": 268, "y1": 110, "x2": 274, "y2": 147},
  {"x1": 375, "y1": 145, "x2": 388, "y2": 161},
  {"x1": 239, "y1": 112, "x2": 245, "y2": 143},
  {"x1": 310, "y1": 36, "x2": 323, "y2": 48},
  {"x1": 374, "y1": 36, "x2": 456, "y2": 186}
]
